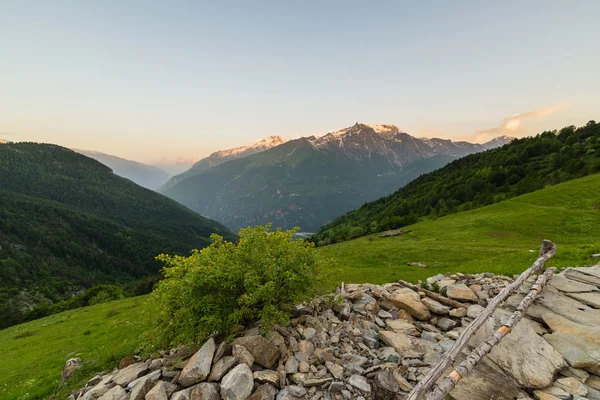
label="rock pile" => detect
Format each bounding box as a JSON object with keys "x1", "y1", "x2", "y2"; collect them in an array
[{"x1": 70, "y1": 265, "x2": 600, "y2": 400}]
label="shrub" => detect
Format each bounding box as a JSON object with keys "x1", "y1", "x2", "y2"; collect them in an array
[{"x1": 148, "y1": 225, "x2": 323, "y2": 347}]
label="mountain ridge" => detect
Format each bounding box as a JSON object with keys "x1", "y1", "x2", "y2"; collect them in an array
[{"x1": 160, "y1": 123, "x2": 513, "y2": 231}]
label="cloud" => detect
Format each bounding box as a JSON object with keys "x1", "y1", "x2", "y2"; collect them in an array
[{"x1": 475, "y1": 105, "x2": 567, "y2": 142}]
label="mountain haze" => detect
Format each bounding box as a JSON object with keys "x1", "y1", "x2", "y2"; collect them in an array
[
  {"x1": 160, "y1": 123, "x2": 512, "y2": 231},
  {"x1": 0, "y1": 142, "x2": 234, "y2": 327},
  {"x1": 75, "y1": 149, "x2": 171, "y2": 189}
]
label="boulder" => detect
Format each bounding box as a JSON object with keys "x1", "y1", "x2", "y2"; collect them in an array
[
  {"x1": 112, "y1": 362, "x2": 149, "y2": 387},
  {"x1": 421, "y1": 297, "x2": 450, "y2": 315},
  {"x1": 348, "y1": 374, "x2": 371, "y2": 393},
  {"x1": 220, "y1": 364, "x2": 254, "y2": 400},
  {"x1": 379, "y1": 331, "x2": 425, "y2": 357},
  {"x1": 385, "y1": 319, "x2": 420, "y2": 336},
  {"x1": 446, "y1": 283, "x2": 478, "y2": 302},
  {"x1": 208, "y1": 356, "x2": 237, "y2": 382},
  {"x1": 248, "y1": 384, "x2": 278, "y2": 400},
  {"x1": 450, "y1": 356, "x2": 522, "y2": 400},
  {"x1": 179, "y1": 338, "x2": 216, "y2": 387},
  {"x1": 232, "y1": 345, "x2": 254, "y2": 368},
  {"x1": 145, "y1": 381, "x2": 178, "y2": 400},
  {"x1": 544, "y1": 332, "x2": 600, "y2": 370},
  {"x1": 232, "y1": 336, "x2": 280, "y2": 368},
  {"x1": 253, "y1": 370, "x2": 279, "y2": 387},
  {"x1": 387, "y1": 290, "x2": 431, "y2": 320},
  {"x1": 128, "y1": 376, "x2": 154, "y2": 400},
  {"x1": 98, "y1": 385, "x2": 127, "y2": 400},
  {"x1": 191, "y1": 383, "x2": 221, "y2": 400}
]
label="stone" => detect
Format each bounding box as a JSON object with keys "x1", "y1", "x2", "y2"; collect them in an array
[
  {"x1": 302, "y1": 327, "x2": 316, "y2": 340},
  {"x1": 550, "y1": 274, "x2": 599, "y2": 293},
  {"x1": 290, "y1": 373, "x2": 333, "y2": 386},
  {"x1": 112, "y1": 362, "x2": 149, "y2": 386},
  {"x1": 385, "y1": 319, "x2": 419, "y2": 336},
  {"x1": 421, "y1": 297, "x2": 450, "y2": 315},
  {"x1": 472, "y1": 312, "x2": 566, "y2": 389},
  {"x1": 554, "y1": 377, "x2": 588, "y2": 396},
  {"x1": 285, "y1": 355, "x2": 299, "y2": 374},
  {"x1": 220, "y1": 364, "x2": 254, "y2": 400},
  {"x1": 544, "y1": 332, "x2": 600, "y2": 370},
  {"x1": 127, "y1": 370, "x2": 161, "y2": 390},
  {"x1": 97, "y1": 385, "x2": 127, "y2": 400},
  {"x1": 119, "y1": 356, "x2": 136, "y2": 369},
  {"x1": 248, "y1": 384, "x2": 278, "y2": 400},
  {"x1": 450, "y1": 356, "x2": 522, "y2": 400},
  {"x1": 542, "y1": 312, "x2": 600, "y2": 345},
  {"x1": 145, "y1": 381, "x2": 178, "y2": 400},
  {"x1": 61, "y1": 358, "x2": 81, "y2": 382},
  {"x1": 191, "y1": 383, "x2": 221, "y2": 400},
  {"x1": 467, "y1": 304, "x2": 485, "y2": 319},
  {"x1": 449, "y1": 308, "x2": 467, "y2": 318},
  {"x1": 566, "y1": 291, "x2": 600, "y2": 308},
  {"x1": 325, "y1": 361, "x2": 344, "y2": 379},
  {"x1": 436, "y1": 317, "x2": 457, "y2": 331},
  {"x1": 372, "y1": 369, "x2": 399, "y2": 399},
  {"x1": 542, "y1": 386, "x2": 570, "y2": 400},
  {"x1": 179, "y1": 338, "x2": 216, "y2": 387},
  {"x1": 82, "y1": 374, "x2": 116, "y2": 400},
  {"x1": 533, "y1": 391, "x2": 561, "y2": 400},
  {"x1": 171, "y1": 388, "x2": 193, "y2": 400},
  {"x1": 275, "y1": 385, "x2": 307, "y2": 400},
  {"x1": 253, "y1": 370, "x2": 279, "y2": 387},
  {"x1": 233, "y1": 345, "x2": 254, "y2": 368},
  {"x1": 565, "y1": 268, "x2": 600, "y2": 286},
  {"x1": 387, "y1": 290, "x2": 431, "y2": 320},
  {"x1": 446, "y1": 283, "x2": 478, "y2": 302},
  {"x1": 378, "y1": 331, "x2": 425, "y2": 357},
  {"x1": 348, "y1": 374, "x2": 371, "y2": 393},
  {"x1": 588, "y1": 375, "x2": 600, "y2": 391},
  {"x1": 393, "y1": 370, "x2": 413, "y2": 392},
  {"x1": 128, "y1": 376, "x2": 154, "y2": 400},
  {"x1": 438, "y1": 279, "x2": 456, "y2": 290},
  {"x1": 208, "y1": 356, "x2": 237, "y2": 382},
  {"x1": 232, "y1": 336, "x2": 280, "y2": 369}
]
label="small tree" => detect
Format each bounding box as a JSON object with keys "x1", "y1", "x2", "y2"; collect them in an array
[{"x1": 148, "y1": 225, "x2": 323, "y2": 347}]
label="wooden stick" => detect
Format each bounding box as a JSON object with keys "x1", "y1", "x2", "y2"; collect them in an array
[
  {"x1": 406, "y1": 240, "x2": 557, "y2": 400},
  {"x1": 398, "y1": 280, "x2": 469, "y2": 309},
  {"x1": 426, "y1": 267, "x2": 557, "y2": 400}
]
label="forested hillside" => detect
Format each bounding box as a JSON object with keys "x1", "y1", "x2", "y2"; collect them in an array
[
  {"x1": 313, "y1": 121, "x2": 600, "y2": 244},
  {"x1": 0, "y1": 143, "x2": 234, "y2": 328}
]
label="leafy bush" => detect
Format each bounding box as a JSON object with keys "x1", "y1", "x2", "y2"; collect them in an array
[{"x1": 148, "y1": 225, "x2": 323, "y2": 347}]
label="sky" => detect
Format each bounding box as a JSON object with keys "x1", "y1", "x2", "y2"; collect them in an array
[{"x1": 1, "y1": 1, "x2": 599, "y2": 164}]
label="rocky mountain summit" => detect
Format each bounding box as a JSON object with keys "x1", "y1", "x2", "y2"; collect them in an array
[{"x1": 69, "y1": 265, "x2": 600, "y2": 400}]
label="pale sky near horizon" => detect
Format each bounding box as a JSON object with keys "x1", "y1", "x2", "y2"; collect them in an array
[{"x1": 1, "y1": 1, "x2": 599, "y2": 163}]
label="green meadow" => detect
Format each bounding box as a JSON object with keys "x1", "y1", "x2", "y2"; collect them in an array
[{"x1": 1, "y1": 174, "x2": 599, "y2": 399}]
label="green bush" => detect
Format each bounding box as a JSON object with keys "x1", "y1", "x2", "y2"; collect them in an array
[{"x1": 148, "y1": 225, "x2": 323, "y2": 347}]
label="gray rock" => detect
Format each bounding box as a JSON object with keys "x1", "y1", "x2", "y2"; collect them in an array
[
  {"x1": 544, "y1": 332, "x2": 600, "y2": 370},
  {"x1": 379, "y1": 331, "x2": 425, "y2": 357},
  {"x1": 220, "y1": 364, "x2": 254, "y2": 400},
  {"x1": 112, "y1": 362, "x2": 149, "y2": 387},
  {"x1": 179, "y1": 337, "x2": 216, "y2": 387},
  {"x1": 467, "y1": 304, "x2": 485, "y2": 319},
  {"x1": 128, "y1": 376, "x2": 154, "y2": 400},
  {"x1": 97, "y1": 385, "x2": 127, "y2": 400},
  {"x1": 554, "y1": 377, "x2": 588, "y2": 396},
  {"x1": 372, "y1": 369, "x2": 399, "y2": 399},
  {"x1": 248, "y1": 384, "x2": 278, "y2": 400},
  {"x1": 208, "y1": 356, "x2": 237, "y2": 382},
  {"x1": 233, "y1": 345, "x2": 254, "y2": 368},
  {"x1": 436, "y1": 317, "x2": 457, "y2": 331},
  {"x1": 285, "y1": 355, "x2": 299, "y2": 374},
  {"x1": 275, "y1": 385, "x2": 307, "y2": 400},
  {"x1": 145, "y1": 381, "x2": 178, "y2": 400},
  {"x1": 253, "y1": 370, "x2": 279, "y2": 387},
  {"x1": 82, "y1": 374, "x2": 115, "y2": 400},
  {"x1": 385, "y1": 319, "x2": 419, "y2": 336},
  {"x1": 191, "y1": 383, "x2": 221, "y2": 400},
  {"x1": 421, "y1": 297, "x2": 450, "y2": 315},
  {"x1": 450, "y1": 356, "x2": 522, "y2": 400},
  {"x1": 348, "y1": 374, "x2": 371, "y2": 393},
  {"x1": 171, "y1": 388, "x2": 193, "y2": 400},
  {"x1": 232, "y1": 336, "x2": 280, "y2": 369},
  {"x1": 387, "y1": 290, "x2": 431, "y2": 320},
  {"x1": 550, "y1": 274, "x2": 599, "y2": 293}
]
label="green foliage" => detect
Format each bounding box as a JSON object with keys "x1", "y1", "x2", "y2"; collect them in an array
[
  {"x1": 148, "y1": 225, "x2": 323, "y2": 347},
  {"x1": 0, "y1": 142, "x2": 234, "y2": 329},
  {"x1": 317, "y1": 173, "x2": 600, "y2": 289},
  {"x1": 314, "y1": 121, "x2": 600, "y2": 244}
]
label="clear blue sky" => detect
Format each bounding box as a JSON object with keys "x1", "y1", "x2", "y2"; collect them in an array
[{"x1": 1, "y1": 1, "x2": 599, "y2": 162}]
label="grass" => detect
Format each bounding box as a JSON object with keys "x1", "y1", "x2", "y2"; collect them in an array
[
  {"x1": 1, "y1": 174, "x2": 599, "y2": 399},
  {"x1": 0, "y1": 296, "x2": 149, "y2": 400},
  {"x1": 317, "y1": 173, "x2": 600, "y2": 288}
]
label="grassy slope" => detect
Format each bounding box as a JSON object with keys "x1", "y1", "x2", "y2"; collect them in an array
[
  {"x1": 0, "y1": 297, "x2": 149, "y2": 400},
  {"x1": 318, "y1": 173, "x2": 600, "y2": 288},
  {"x1": 2, "y1": 174, "x2": 599, "y2": 400}
]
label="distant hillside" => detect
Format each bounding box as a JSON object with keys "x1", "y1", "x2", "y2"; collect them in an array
[
  {"x1": 0, "y1": 139, "x2": 10, "y2": 144},
  {"x1": 75, "y1": 149, "x2": 170, "y2": 189},
  {"x1": 160, "y1": 136, "x2": 286, "y2": 190},
  {"x1": 0, "y1": 142, "x2": 234, "y2": 328},
  {"x1": 160, "y1": 123, "x2": 511, "y2": 231},
  {"x1": 313, "y1": 121, "x2": 600, "y2": 244}
]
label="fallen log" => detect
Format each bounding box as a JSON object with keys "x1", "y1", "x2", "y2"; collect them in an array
[
  {"x1": 426, "y1": 266, "x2": 557, "y2": 400},
  {"x1": 398, "y1": 280, "x2": 469, "y2": 309},
  {"x1": 406, "y1": 240, "x2": 557, "y2": 400}
]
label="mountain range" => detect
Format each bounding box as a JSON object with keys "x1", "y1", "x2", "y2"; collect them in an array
[
  {"x1": 159, "y1": 123, "x2": 513, "y2": 232},
  {"x1": 313, "y1": 121, "x2": 600, "y2": 244},
  {"x1": 0, "y1": 142, "x2": 233, "y2": 327},
  {"x1": 75, "y1": 149, "x2": 171, "y2": 189}
]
